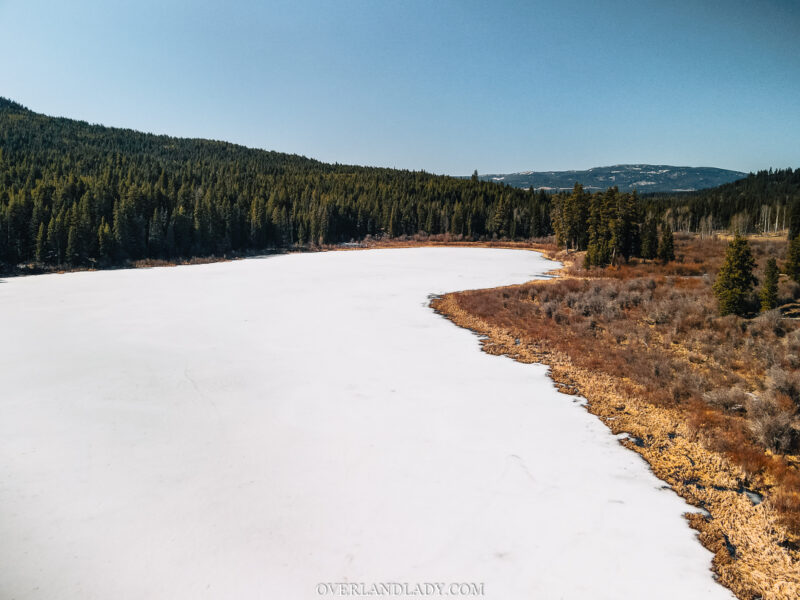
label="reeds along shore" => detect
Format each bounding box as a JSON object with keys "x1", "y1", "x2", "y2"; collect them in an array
[{"x1": 431, "y1": 234, "x2": 800, "y2": 600}]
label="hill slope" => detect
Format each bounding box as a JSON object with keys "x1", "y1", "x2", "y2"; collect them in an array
[
  {"x1": 481, "y1": 164, "x2": 747, "y2": 193},
  {"x1": 0, "y1": 98, "x2": 551, "y2": 271}
]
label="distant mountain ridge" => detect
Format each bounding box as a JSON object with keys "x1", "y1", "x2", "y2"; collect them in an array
[{"x1": 479, "y1": 164, "x2": 748, "y2": 193}]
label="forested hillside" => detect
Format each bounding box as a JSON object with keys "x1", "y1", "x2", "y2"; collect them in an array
[
  {"x1": 0, "y1": 98, "x2": 551, "y2": 271},
  {"x1": 2, "y1": 98, "x2": 798, "y2": 274}
]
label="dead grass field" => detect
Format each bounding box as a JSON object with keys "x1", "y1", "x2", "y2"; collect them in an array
[{"x1": 431, "y1": 234, "x2": 800, "y2": 600}]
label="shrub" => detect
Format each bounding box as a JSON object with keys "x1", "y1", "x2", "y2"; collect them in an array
[
  {"x1": 767, "y1": 366, "x2": 800, "y2": 406},
  {"x1": 671, "y1": 367, "x2": 705, "y2": 402},
  {"x1": 703, "y1": 387, "x2": 749, "y2": 413},
  {"x1": 749, "y1": 403, "x2": 798, "y2": 453},
  {"x1": 780, "y1": 277, "x2": 800, "y2": 301},
  {"x1": 751, "y1": 309, "x2": 784, "y2": 337}
]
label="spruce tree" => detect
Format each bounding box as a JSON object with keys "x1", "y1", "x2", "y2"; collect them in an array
[
  {"x1": 97, "y1": 219, "x2": 114, "y2": 261},
  {"x1": 713, "y1": 234, "x2": 757, "y2": 316},
  {"x1": 640, "y1": 217, "x2": 659, "y2": 259},
  {"x1": 65, "y1": 225, "x2": 78, "y2": 265},
  {"x1": 584, "y1": 189, "x2": 611, "y2": 267},
  {"x1": 786, "y1": 235, "x2": 800, "y2": 283},
  {"x1": 657, "y1": 223, "x2": 675, "y2": 263},
  {"x1": 760, "y1": 257, "x2": 779, "y2": 311},
  {"x1": 789, "y1": 199, "x2": 800, "y2": 241},
  {"x1": 35, "y1": 222, "x2": 46, "y2": 263}
]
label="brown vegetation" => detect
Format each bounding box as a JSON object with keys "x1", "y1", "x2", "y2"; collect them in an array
[{"x1": 432, "y1": 234, "x2": 800, "y2": 600}]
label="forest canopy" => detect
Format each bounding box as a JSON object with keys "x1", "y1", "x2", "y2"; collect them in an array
[{"x1": 0, "y1": 98, "x2": 551, "y2": 270}]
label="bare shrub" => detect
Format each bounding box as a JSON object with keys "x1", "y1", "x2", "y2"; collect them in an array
[
  {"x1": 767, "y1": 366, "x2": 800, "y2": 405},
  {"x1": 564, "y1": 292, "x2": 581, "y2": 309},
  {"x1": 750, "y1": 339, "x2": 779, "y2": 368},
  {"x1": 748, "y1": 397, "x2": 799, "y2": 453},
  {"x1": 703, "y1": 387, "x2": 749, "y2": 413},
  {"x1": 779, "y1": 277, "x2": 800, "y2": 301},
  {"x1": 787, "y1": 330, "x2": 800, "y2": 355},
  {"x1": 617, "y1": 289, "x2": 645, "y2": 309},
  {"x1": 751, "y1": 309, "x2": 784, "y2": 338},
  {"x1": 651, "y1": 354, "x2": 672, "y2": 378},
  {"x1": 605, "y1": 321, "x2": 631, "y2": 344},
  {"x1": 671, "y1": 367, "x2": 705, "y2": 402},
  {"x1": 650, "y1": 301, "x2": 673, "y2": 325},
  {"x1": 541, "y1": 300, "x2": 559, "y2": 319}
]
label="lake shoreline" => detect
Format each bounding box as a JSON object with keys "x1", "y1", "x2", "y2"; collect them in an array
[
  {"x1": 5, "y1": 239, "x2": 797, "y2": 598},
  {"x1": 430, "y1": 245, "x2": 799, "y2": 600},
  {"x1": 0, "y1": 237, "x2": 550, "y2": 279},
  {"x1": 5, "y1": 246, "x2": 733, "y2": 599}
]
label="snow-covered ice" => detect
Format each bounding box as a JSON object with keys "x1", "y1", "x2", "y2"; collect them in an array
[{"x1": 0, "y1": 248, "x2": 731, "y2": 599}]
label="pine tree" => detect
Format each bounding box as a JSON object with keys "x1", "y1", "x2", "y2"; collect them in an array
[
  {"x1": 786, "y1": 235, "x2": 800, "y2": 283},
  {"x1": 97, "y1": 218, "x2": 114, "y2": 262},
  {"x1": 65, "y1": 224, "x2": 78, "y2": 265},
  {"x1": 611, "y1": 190, "x2": 640, "y2": 261},
  {"x1": 657, "y1": 223, "x2": 675, "y2": 263},
  {"x1": 640, "y1": 217, "x2": 659, "y2": 259},
  {"x1": 388, "y1": 204, "x2": 398, "y2": 238},
  {"x1": 148, "y1": 208, "x2": 166, "y2": 257},
  {"x1": 759, "y1": 257, "x2": 779, "y2": 311},
  {"x1": 713, "y1": 234, "x2": 758, "y2": 316},
  {"x1": 584, "y1": 189, "x2": 611, "y2": 267},
  {"x1": 789, "y1": 199, "x2": 800, "y2": 241},
  {"x1": 35, "y1": 222, "x2": 46, "y2": 263}
]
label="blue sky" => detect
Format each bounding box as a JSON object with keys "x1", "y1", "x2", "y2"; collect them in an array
[{"x1": 1, "y1": 0, "x2": 798, "y2": 175}]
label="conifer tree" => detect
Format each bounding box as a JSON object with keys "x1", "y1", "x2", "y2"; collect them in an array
[
  {"x1": 65, "y1": 224, "x2": 79, "y2": 265},
  {"x1": 388, "y1": 204, "x2": 399, "y2": 238},
  {"x1": 789, "y1": 199, "x2": 800, "y2": 241},
  {"x1": 640, "y1": 217, "x2": 659, "y2": 259},
  {"x1": 713, "y1": 234, "x2": 757, "y2": 316},
  {"x1": 657, "y1": 223, "x2": 675, "y2": 263},
  {"x1": 97, "y1": 219, "x2": 114, "y2": 262},
  {"x1": 584, "y1": 189, "x2": 611, "y2": 267},
  {"x1": 611, "y1": 189, "x2": 640, "y2": 261},
  {"x1": 35, "y1": 222, "x2": 46, "y2": 263},
  {"x1": 786, "y1": 235, "x2": 800, "y2": 283},
  {"x1": 551, "y1": 183, "x2": 589, "y2": 250},
  {"x1": 760, "y1": 257, "x2": 779, "y2": 311}
]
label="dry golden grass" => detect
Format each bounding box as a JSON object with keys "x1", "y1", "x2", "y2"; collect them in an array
[{"x1": 431, "y1": 235, "x2": 800, "y2": 600}]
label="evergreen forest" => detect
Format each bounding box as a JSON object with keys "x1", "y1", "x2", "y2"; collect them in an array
[{"x1": 1, "y1": 97, "x2": 799, "y2": 273}]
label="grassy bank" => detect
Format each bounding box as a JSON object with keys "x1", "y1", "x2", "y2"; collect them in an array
[{"x1": 432, "y1": 234, "x2": 800, "y2": 600}]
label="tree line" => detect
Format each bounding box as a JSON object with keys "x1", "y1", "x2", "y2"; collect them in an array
[
  {"x1": 2, "y1": 97, "x2": 799, "y2": 275},
  {"x1": 0, "y1": 98, "x2": 552, "y2": 271},
  {"x1": 642, "y1": 168, "x2": 800, "y2": 237}
]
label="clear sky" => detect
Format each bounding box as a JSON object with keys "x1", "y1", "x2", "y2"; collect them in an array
[{"x1": 1, "y1": 0, "x2": 798, "y2": 175}]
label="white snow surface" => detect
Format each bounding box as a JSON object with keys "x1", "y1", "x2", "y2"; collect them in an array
[{"x1": 0, "y1": 248, "x2": 731, "y2": 600}]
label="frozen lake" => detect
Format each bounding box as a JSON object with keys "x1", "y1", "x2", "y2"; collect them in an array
[{"x1": 0, "y1": 248, "x2": 730, "y2": 599}]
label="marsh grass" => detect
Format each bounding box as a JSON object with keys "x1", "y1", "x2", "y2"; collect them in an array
[{"x1": 434, "y1": 234, "x2": 800, "y2": 600}]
